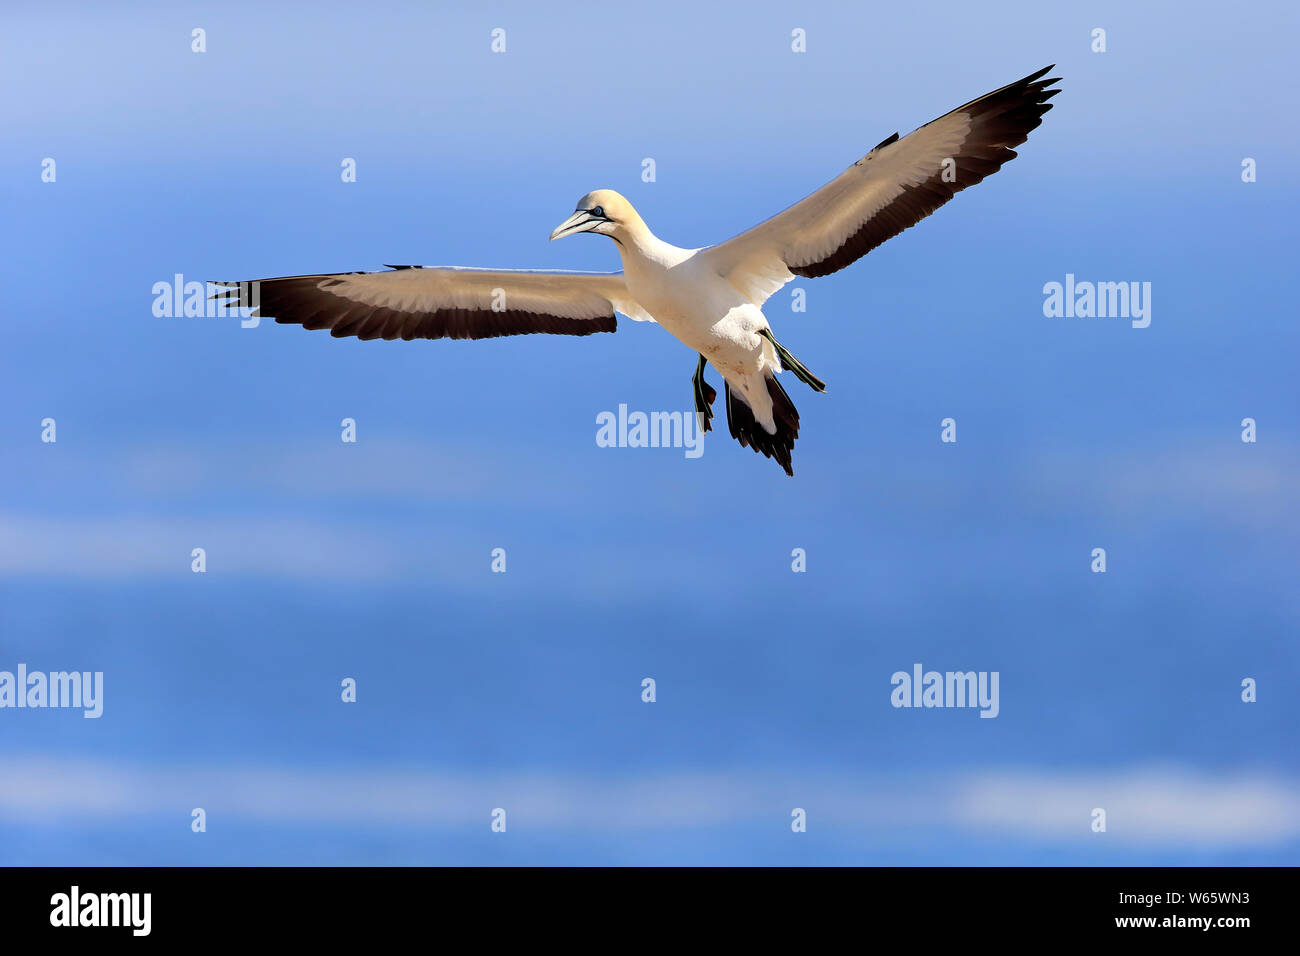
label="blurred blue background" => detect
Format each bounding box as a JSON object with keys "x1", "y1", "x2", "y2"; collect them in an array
[{"x1": 1, "y1": 0, "x2": 1296, "y2": 865}]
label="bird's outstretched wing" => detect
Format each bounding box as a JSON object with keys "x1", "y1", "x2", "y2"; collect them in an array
[
  {"x1": 210, "y1": 266, "x2": 652, "y2": 341},
  {"x1": 701, "y1": 66, "x2": 1061, "y2": 305}
]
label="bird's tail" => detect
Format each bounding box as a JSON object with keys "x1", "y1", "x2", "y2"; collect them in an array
[{"x1": 725, "y1": 373, "x2": 800, "y2": 476}]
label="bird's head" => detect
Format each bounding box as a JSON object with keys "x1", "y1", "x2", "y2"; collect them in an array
[{"x1": 549, "y1": 189, "x2": 638, "y2": 243}]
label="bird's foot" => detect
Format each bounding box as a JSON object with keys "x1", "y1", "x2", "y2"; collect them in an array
[
  {"x1": 692, "y1": 353, "x2": 716, "y2": 432},
  {"x1": 758, "y1": 328, "x2": 827, "y2": 393}
]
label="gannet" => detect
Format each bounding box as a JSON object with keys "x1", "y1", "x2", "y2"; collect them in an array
[{"x1": 215, "y1": 67, "x2": 1060, "y2": 475}]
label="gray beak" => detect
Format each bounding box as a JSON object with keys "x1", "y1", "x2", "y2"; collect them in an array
[{"x1": 549, "y1": 210, "x2": 600, "y2": 241}]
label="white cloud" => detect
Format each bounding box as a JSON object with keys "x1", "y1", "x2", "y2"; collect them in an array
[
  {"x1": 0, "y1": 513, "x2": 412, "y2": 581},
  {"x1": 954, "y1": 767, "x2": 1300, "y2": 845},
  {"x1": 1024, "y1": 444, "x2": 1300, "y2": 528},
  {"x1": 2, "y1": 756, "x2": 1296, "y2": 847}
]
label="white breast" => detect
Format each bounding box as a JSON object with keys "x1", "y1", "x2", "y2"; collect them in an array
[{"x1": 623, "y1": 245, "x2": 766, "y2": 364}]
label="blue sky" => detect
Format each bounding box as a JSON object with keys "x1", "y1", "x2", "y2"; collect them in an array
[{"x1": 1, "y1": 0, "x2": 1297, "y2": 864}]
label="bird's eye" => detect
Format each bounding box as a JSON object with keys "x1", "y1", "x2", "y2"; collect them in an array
[{"x1": 591, "y1": 205, "x2": 605, "y2": 218}]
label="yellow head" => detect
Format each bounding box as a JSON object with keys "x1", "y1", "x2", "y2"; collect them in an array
[{"x1": 549, "y1": 189, "x2": 644, "y2": 244}]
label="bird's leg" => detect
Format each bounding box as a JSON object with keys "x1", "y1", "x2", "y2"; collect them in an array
[
  {"x1": 692, "y1": 353, "x2": 717, "y2": 432},
  {"x1": 758, "y1": 328, "x2": 827, "y2": 393}
]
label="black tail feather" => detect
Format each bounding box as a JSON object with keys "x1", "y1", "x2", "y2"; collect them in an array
[{"x1": 725, "y1": 375, "x2": 800, "y2": 476}]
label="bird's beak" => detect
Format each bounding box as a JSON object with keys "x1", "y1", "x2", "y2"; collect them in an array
[{"x1": 549, "y1": 210, "x2": 601, "y2": 241}]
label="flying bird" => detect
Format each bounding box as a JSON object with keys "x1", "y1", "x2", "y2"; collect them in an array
[{"x1": 215, "y1": 67, "x2": 1060, "y2": 475}]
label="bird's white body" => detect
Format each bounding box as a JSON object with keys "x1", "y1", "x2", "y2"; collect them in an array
[{"x1": 613, "y1": 232, "x2": 781, "y2": 426}]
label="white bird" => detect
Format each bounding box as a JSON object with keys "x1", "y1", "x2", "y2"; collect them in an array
[{"x1": 216, "y1": 67, "x2": 1060, "y2": 475}]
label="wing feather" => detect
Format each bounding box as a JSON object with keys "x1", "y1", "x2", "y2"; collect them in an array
[
  {"x1": 210, "y1": 266, "x2": 653, "y2": 341},
  {"x1": 702, "y1": 66, "x2": 1061, "y2": 305}
]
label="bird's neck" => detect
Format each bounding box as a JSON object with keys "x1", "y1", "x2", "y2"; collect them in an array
[{"x1": 612, "y1": 218, "x2": 682, "y2": 269}]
